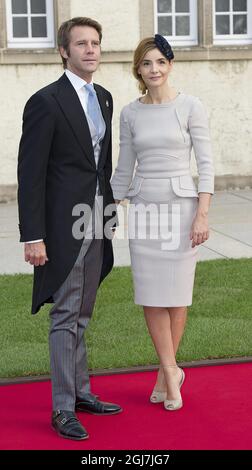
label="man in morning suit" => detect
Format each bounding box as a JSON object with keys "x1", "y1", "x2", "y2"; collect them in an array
[{"x1": 17, "y1": 17, "x2": 121, "y2": 441}]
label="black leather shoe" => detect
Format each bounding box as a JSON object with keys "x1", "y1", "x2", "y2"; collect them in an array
[
  {"x1": 52, "y1": 410, "x2": 89, "y2": 440},
  {"x1": 76, "y1": 394, "x2": 122, "y2": 415}
]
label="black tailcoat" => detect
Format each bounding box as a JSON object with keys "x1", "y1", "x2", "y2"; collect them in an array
[{"x1": 18, "y1": 74, "x2": 116, "y2": 314}]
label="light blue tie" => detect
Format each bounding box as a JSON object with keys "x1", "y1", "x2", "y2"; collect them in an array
[{"x1": 85, "y1": 83, "x2": 102, "y2": 137}]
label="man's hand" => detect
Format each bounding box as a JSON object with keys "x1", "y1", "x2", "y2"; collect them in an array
[{"x1": 24, "y1": 241, "x2": 49, "y2": 266}]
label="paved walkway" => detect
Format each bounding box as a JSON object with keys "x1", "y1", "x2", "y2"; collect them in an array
[{"x1": 0, "y1": 189, "x2": 252, "y2": 274}]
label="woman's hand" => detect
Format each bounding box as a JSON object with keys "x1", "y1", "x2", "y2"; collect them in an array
[
  {"x1": 190, "y1": 213, "x2": 209, "y2": 248},
  {"x1": 190, "y1": 192, "x2": 212, "y2": 248}
]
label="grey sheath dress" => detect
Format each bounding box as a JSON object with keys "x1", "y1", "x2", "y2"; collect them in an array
[{"x1": 111, "y1": 93, "x2": 214, "y2": 307}]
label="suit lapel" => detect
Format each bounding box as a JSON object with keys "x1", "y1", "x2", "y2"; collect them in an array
[
  {"x1": 53, "y1": 74, "x2": 95, "y2": 167},
  {"x1": 94, "y1": 84, "x2": 111, "y2": 169}
]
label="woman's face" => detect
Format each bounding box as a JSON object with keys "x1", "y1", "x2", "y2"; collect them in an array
[{"x1": 138, "y1": 48, "x2": 173, "y2": 90}]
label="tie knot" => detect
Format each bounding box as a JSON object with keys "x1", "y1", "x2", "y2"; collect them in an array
[{"x1": 85, "y1": 83, "x2": 95, "y2": 95}]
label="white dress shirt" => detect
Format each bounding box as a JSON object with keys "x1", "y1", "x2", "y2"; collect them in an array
[{"x1": 65, "y1": 69, "x2": 90, "y2": 113}]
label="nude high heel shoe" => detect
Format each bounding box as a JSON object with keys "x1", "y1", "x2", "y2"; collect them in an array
[
  {"x1": 150, "y1": 366, "x2": 167, "y2": 403},
  {"x1": 150, "y1": 389, "x2": 167, "y2": 403},
  {"x1": 163, "y1": 366, "x2": 185, "y2": 411}
]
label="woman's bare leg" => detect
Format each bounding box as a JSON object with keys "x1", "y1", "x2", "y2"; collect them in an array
[
  {"x1": 169, "y1": 306, "x2": 188, "y2": 355},
  {"x1": 144, "y1": 307, "x2": 187, "y2": 399},
  {"x1": 144, "y1": 306, "x2": 182, "y2": 400},
  {"x1": 144, "y1": 306, "x2": 176, "y2": 365},
  {"x1": 152, "y1": 306, "x2": 187, "y2": 389}
]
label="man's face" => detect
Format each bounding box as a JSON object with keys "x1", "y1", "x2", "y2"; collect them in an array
[{"x1": 60, "y1": 26, "x2": 101, "y2": 81}]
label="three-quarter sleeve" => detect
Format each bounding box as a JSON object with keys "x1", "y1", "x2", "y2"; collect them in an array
[
  {"x1": 111, "y1": 106, "x2": 137, "y2": 200},
  {"x1": 188, "y1": 97, "x2": 214, "y2": 194}
]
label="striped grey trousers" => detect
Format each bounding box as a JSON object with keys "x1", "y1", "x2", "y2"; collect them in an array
[{"x1": 49, "y1": 196, "x2": 104, "y2": 411}]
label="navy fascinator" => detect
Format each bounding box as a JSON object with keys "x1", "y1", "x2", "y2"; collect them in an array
[{"x1": 154, "y1": 34, "x2": 174, "y2": 61}]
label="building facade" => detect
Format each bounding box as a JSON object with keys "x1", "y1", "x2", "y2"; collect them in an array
[{"x1": 0, "y1": 0, "x2": 252, "y2": 201}]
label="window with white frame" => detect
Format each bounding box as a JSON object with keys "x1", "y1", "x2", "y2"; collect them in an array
[
  {"x1": 6, "y1": 0, "x2": 55, "y2": 48},
  {"x1": 213, "y1": 0, "x2": 252, "y2": 45},
  {"x1": 154, "y1": 0, "x2": 198, "y2": 46}
]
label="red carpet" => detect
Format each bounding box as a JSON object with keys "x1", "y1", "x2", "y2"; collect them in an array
[{"x1": 0, "y1": 363, "x2": 251, "y2": 450}]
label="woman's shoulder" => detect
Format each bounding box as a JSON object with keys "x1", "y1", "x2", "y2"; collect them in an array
[
  {"x1": 179, "y1": 92, "x2": 202, "y2": 105},
  {"x1": 120, "y1": 99, "x2": 140, "y2": 120},
  {"x1": 178, "y1": 93, "x2": 206, "y2": 115}
]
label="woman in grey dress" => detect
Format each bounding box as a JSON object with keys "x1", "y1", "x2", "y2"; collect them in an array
[{"x1": 111, "y1": 35, "x2": 214, "y2": 411}]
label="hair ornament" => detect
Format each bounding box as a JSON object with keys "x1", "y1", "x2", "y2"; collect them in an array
[{"x1": 154, "y1": 34, "x2": 174, "y2": 61}]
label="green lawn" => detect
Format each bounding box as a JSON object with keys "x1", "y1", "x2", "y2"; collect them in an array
[{"x1": 0, "y1": 258, "x2": 252, "y2": 378}]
